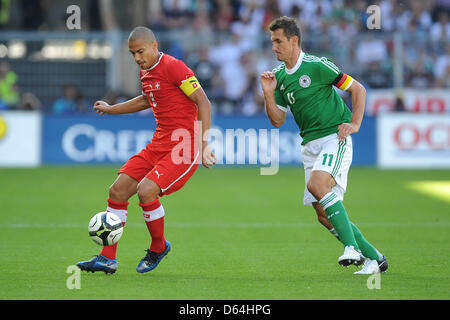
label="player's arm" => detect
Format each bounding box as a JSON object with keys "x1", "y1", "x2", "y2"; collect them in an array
[
  {"x1": 322, "y1": 60, "x2": 367, "y2": 141},
  {"x1": 336, "y1": 77, "x2": 366, "y2": 141},
  {"x1": 260, "y1": 71, "x2": 286, "y2": 128},
  {"x1": 93, "y1": 94, "x2": 150, "y2": 115},
  {"x1": 182, "y1": 79, "x2": 216, "y2": 168}
]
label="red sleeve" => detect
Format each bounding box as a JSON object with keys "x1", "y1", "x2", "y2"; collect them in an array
[{"x1": 166, "y1": 58, "x2": 195, "y2": 86}]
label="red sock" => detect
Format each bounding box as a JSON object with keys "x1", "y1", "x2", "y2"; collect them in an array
[
  {"x1": 100, "y1": 198, "x2": 128, "y2": 259},
  {"x1": 140, "y1": 198, "x2": 166, "y2": 253}
]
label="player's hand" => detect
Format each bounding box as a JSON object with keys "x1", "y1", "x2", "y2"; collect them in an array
[
  {"x1": 202, "y1": 142, "x2": 216, "y2": 169},
  {"x1": 93, "y1": 101, "x2": 112, "y2": 115},
  {"x1": 260, "y1": 71, "x2": 277, "y2": 93},
  {"x1": 338, "y1": 122, "x2": 359, "y2": 141}
]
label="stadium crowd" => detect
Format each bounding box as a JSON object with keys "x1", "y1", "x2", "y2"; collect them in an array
[{"x1": 0, "y1": 0, "x2": 448, "y2": 114}]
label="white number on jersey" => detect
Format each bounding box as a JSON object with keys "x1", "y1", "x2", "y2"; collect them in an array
[{"x1": 287, "y1": 92, "x2": 295, "y2": 105}]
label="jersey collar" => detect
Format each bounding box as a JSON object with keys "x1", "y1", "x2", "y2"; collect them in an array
[
  {"x1": 147, "y1": 52, "x2": 164, "y2": 71},
  {"x1": 285, "y1": 50, "x2": 304, "y2": 75}
]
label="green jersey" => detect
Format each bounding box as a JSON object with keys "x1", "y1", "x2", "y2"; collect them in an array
[{"x1": 273, "y1": 51, "x2": 353, "y2": 145}]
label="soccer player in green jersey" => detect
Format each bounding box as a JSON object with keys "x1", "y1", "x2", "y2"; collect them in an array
[{"x1": 260, "y1": 16, "x2": 387, "y2": 274}]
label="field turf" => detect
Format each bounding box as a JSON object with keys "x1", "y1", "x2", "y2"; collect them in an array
[{"x1": 0, "y1": 167, "x2": 449, "y2": 300}]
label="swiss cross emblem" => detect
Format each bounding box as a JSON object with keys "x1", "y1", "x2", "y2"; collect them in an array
[{"x1": 144, "y1": 81, "x2": 161, "y2": 91}]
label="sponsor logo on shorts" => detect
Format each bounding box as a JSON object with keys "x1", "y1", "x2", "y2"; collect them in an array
[{"x1": 155, "y1": 170, "x2": 163, "y2": 179}]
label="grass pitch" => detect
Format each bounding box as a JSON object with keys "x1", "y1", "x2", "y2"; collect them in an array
[{"x1": 0, "y1": 166, "x2": 449, "y2": 300}]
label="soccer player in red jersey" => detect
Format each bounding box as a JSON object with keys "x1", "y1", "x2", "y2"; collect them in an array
[{"x1": 77, "y1": 27, "x2": 216, "y2": 274}]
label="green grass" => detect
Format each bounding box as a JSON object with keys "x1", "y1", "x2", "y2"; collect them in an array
[{"x1": 0, "y1": 167, "x2": 449, "y2": 299}]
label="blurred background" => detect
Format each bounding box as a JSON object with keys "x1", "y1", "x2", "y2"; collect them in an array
[{"x1": 0, "y1": 0, "x2": 449, "y2": 168}]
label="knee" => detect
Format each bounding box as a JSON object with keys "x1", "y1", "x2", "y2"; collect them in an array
[
  {"x1": 306, "y1": 179, "x2": 322, "y2": 199},
  {"x1": 109, "y1": 183, "x2": 128, "y2": 202},
  {"x1": 137, "y1": 180, "x2": 160, "y2": 203},
  {"x1": 307, "y1": 175, "x2": 334, "y2": 200}
]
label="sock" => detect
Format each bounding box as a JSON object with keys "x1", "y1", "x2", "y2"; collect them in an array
[
  {"x1": 100, "y1": 198, "x2": 128, "y2": 260},
  {"x1": 140, "y1": 198, "x2": 166, "y2": 253},
  {"x1": 319, "y1": 192, "x2": 359, "y2": 250},
  {"x1": 351, "y1": 222, "x2": 384, "y2": 260}
]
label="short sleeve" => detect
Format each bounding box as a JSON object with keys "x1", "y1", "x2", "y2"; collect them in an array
[
  {"x1": 317, "y1": 57, "x2": 342, "y2": 85},
  {"x1": 168, "y1": 59, "x2": 201, "y2": 96},
  {"x1": 318, "y1": 57, "x2": 354, "y2": 91}
]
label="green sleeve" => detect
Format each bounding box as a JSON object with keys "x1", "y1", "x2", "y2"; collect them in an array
[{"x1": 317, "y1": 57, "x2": 341, "y2": 85}]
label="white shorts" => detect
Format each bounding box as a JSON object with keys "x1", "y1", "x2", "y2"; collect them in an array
[{"x1": 301, "y1": 133, "x2": 353, "y2": 206}]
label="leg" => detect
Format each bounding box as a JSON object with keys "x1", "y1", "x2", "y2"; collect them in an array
[
  {"x1": 136, "y1": 148, "x2": 198, "y2": 253},
  {"x1": 77, "y1": 174, "x2": 138, "y2": 273},
  {"x1": 312, "y1": 202, "x2": 332, "y2": 229},
  {"x1": 350, "y1": 222, "x2": 384, "y2": 261},
  {"x1": 307, "y1": 169, "x2": 365, "y2": 266},
  {"x1": 301, "y1": 139, "x2": 343, "y2": 245},
  {"x1": 135, "y1": 178, "x2": 168, "y2": 273},
  {"x1": 109, "y1": 173, "x2": 139, "y2": 203},
  {"x1": 306, "y1": 170, "x2": 336, "y2": 202},
  {"x1": 137, "y1": 177, "x2": 166, "y2": 254},
  {"x1": 78, "y1": 150, "x2": 155, "y2": 273},
  {"x1": 137, "y1": 177, "x2": 161, "y2": 204},
  {"x1": 307, "y1": 170, "x2": 358, "y2": 249},
  {"x1": 312, "y1": 202, "x2": 340, "y2": 240},
  {"x1": 136, "y1": 149, "x2": 199, "y2": 251},
  {"x1": 106, "y1": 173, "x2": 138, "y2": 224},
  {"x1": 99, "y1": 173, "x2": 138, "y2": 260},
  {"x1": 136, "y1": 149, "x2": 199, "y2": 273},
  {"x1": 313, "y1": 201, "x2": 384, "y2": 261}
]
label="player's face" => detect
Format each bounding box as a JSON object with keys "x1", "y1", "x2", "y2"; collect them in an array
[
  {"x1": 129, "y1": 39, "x2": 159, "y2": 70},
  {"x1": 270, "y1": 29, "x2": 297, "y2": 62}
]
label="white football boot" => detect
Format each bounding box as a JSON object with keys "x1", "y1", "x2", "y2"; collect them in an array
[
  {"x1": 338, "y1": 245, "x2": 364, "y2": 267},
  {"x1": 354, "y1": 259, "x2": 380, "y2": 274}
]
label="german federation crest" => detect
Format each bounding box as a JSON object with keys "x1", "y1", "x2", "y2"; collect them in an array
[{"x1": 299, "y1": 75, "x2": 311, "y2": 88}]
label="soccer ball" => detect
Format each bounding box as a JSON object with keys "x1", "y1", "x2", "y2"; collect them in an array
[{"x1": 88, "y1": 211, "x2": 123, "y2": 246}]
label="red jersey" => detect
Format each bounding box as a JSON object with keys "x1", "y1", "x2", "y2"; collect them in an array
[{"x1": 140, "y1": 53, "x2": 200, "y2": 152}]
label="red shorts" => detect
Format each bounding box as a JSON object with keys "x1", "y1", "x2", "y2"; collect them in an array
[{"x1": 118, "y1": 145, "x2": 199, "y2": 196}]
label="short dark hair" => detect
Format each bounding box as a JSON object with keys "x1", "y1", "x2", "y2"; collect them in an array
[
  {"x1": 128, "y1": 26, "x2": 156, "y2": 44},
  {"x1": 269, "y1": 16, "x2": 301, "y2": 46}
]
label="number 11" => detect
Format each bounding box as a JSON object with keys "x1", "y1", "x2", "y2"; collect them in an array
[{"x1": 322, "y1": 153, "x2": 334, "y2": 166}]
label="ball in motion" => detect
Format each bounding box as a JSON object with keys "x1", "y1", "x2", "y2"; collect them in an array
[{"x1": 88, "y1": 211, "x2": 123, "y2": 246}]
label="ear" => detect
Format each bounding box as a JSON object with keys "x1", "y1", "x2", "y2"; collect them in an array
[{"x1": 152, "y1": 41, "x2": 158, "y2": 51}]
